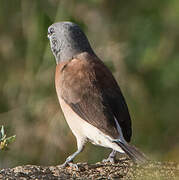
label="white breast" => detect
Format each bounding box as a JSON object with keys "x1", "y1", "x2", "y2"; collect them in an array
[{"x1": 58, "y1": 97, "x2": 124, "y2": 153}]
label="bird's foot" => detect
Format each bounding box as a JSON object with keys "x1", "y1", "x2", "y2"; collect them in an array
[
  {"x1": 102, "y1": 157, "x2": 116, "y2": 163},
  {"x1": 68, "y1": 162, "x2": 79, "y2": 170},
  {"x1": 57, "y1": 161, "x2": 79, "y2": 170}
]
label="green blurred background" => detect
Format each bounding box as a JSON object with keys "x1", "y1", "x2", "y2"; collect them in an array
[{"x1": 0, "y1": 0, "x2": 179, "y2": 168}]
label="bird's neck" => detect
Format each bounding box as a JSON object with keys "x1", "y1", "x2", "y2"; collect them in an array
[
  {"x1": 55, "y1": 48, "x2": 81, "y2": 64},
  {"x1": 56, "y1": 48, "x2": 95, "y2": 64},
  {"x1": 55, "y1": 36, "x2": 95, "y2": 64}
]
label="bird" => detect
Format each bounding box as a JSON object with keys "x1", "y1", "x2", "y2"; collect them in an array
[{"x1": 47, "y1": 21, "x2": 147, "y2": 167}]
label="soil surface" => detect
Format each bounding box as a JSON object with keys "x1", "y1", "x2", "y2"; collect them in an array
[{"x1": 0, "y1": 158, "x2": 179, "y2": 179}]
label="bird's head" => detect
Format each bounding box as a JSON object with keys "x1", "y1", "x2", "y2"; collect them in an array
[{"x1": 48, "y1": 21, "x2": 94, "y2": 64}]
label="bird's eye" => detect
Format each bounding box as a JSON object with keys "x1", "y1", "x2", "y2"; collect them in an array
[{"x1": 48, "y1": 27, "x2": 55, "y2": 35}]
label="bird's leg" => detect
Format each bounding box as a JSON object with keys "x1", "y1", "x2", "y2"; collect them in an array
[
  {"x1": 102, "y1": 150, "x2": 117, "y2": 163},
  {"x1": 59, "y1": 138, "x2": 86, "y2": 169},
  {"x1": 62, "y1": 147, "x2": 83, "y2": 167}
]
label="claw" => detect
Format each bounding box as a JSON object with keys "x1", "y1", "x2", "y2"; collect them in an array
[
  {"x1": 68, "y1": 162, "x2": 79, "y2": 170},
  {"x1": 102, "y1": 157, "x2": 116, "y2": 163},
  {"x1": 57, "y1": 161, "x2": 79, "y2": 170},
  {"x1": 58, "y1": 162, "x2": 68, "y2": 168}
]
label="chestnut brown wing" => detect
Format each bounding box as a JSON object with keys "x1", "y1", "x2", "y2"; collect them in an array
[{"x1": 57, "y1": 53, "x2": 132, "y2": 141}]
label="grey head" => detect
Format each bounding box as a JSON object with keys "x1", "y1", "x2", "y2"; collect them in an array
[{"x1": 47, "y1": 21, "x2": 95, "y2": 64}]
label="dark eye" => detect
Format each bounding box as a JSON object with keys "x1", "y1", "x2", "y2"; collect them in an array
[{"x1": 48, "y1": 27, "x2": 55, "y2": 35}]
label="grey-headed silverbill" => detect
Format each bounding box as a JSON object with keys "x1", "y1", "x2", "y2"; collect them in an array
[{"x1": 47, "y1": 21, "x2": 147, "y2": 167}]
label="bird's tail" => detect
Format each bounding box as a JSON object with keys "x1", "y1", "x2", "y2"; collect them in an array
[{"x1": 114, "y1": 140, "x2": 148, "y2": 164}]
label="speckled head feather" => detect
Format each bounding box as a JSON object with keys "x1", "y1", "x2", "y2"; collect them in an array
[{"x1": 48, "y1": 22, "x2": 95, "y2": 64}]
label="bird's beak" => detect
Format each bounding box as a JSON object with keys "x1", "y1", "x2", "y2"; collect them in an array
[{"x1": 47, "y1": 32, "x2": 51, "y2": 40}]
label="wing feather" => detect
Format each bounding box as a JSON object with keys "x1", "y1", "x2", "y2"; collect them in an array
[{"x1": 56, "y1": 52, "x2": 132, "y2": 141}]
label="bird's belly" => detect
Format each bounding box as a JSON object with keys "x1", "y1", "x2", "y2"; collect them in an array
[{"x1": 58, "y1": 97, "x2": 124, "y2": 153}]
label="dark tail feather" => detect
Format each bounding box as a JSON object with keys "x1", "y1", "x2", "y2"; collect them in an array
[{"x1": 115, "y1": 141, "x2": 148, "y2": 164}]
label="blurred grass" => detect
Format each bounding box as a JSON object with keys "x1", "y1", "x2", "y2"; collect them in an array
[{"x1": 0, "y1": 0, "x2": 179, "y2": 168}]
